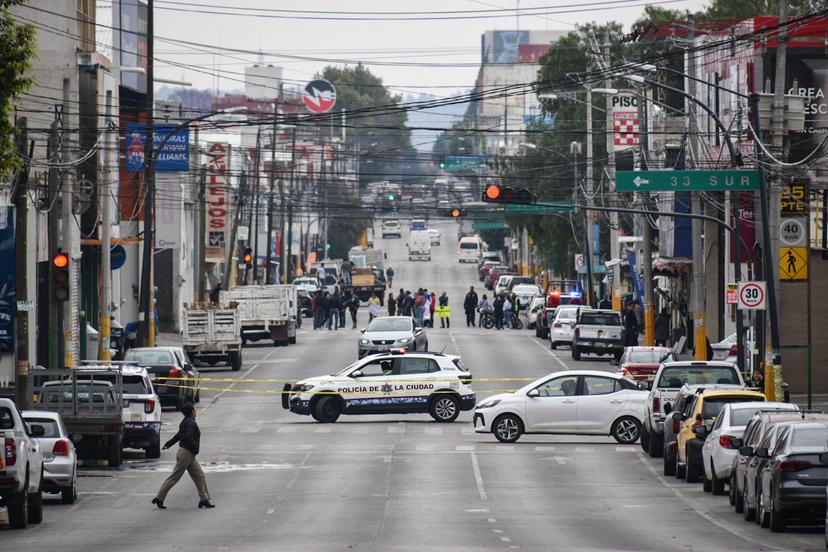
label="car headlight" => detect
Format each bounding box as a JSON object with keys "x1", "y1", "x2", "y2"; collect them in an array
[
  {"x1": 359, "y1": 338, "x2": 370, "y2": 345},
  {"x1": 397, "y1": 338, "x2": 411, "y2": 344},
  {"x1": 294, "y1": 383, "x2": 315, "y2": 392},
  {"x1": 475, "y1": 399, "x2": 501, "y2": 409}
]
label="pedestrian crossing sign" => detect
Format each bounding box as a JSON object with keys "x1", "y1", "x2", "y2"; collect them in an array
[{"x1": 779, "y1": 246, "x2": 808, "y2": 280}]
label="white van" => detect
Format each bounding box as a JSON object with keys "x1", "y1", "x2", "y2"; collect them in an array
[
  {"x1": 408, "y1": 230, "x2": 432, "y2": 261},
  {"x1": 458, "y1": 236, "x2": 482, "y2": 263}
]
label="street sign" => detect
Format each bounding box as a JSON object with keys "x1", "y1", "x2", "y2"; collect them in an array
[
  {"x1": 574, "y1": 254, "x2": 585, "y2": 274},
  {"x1": 779, "y1": 246, "x2": 808, "y2": 280},
  {"x1": 616, "y1": 170, "x2": 760, "y2": 192},
  {"x1": 738, "y1": 281, "x2": 766, "y2": 310},
  {"x1": 725, "y1": 283, "x2": 738, "y2": 305},
  {"x1": 781, "y1": 183, "x2": 808, "y2": 216},
  {"x1": 303, "y1": 79, "x2": 337, "y2": 114},
  {"x1": 110, "y1": 245, "x2": 127, "y2": 270},
  {"x1": 472, "y1": 222, "x2": 509, "y2": 230},
  {"x1": 779, "y1": 218, "x2": 806, "y2": 247},
  {"x1": 441, "y1": 155, "x2": 491, "y2": 171},
  {"x1": 505, "y1": 203, "x2": 572, "y2": 213}
]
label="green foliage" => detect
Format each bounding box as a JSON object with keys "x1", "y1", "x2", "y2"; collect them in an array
[{"x1": 0, "y1": 0, "x2": 36, "y2": 180}]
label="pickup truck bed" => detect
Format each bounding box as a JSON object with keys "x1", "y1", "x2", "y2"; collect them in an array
[{"x1": 572, "y1": 309, "x2": 624, "y2": 361}]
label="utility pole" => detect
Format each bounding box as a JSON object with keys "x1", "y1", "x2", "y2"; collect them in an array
[
  {"x1": 603, "y1": 30, "x2": 620, "y2": 310},
  {"x1": 638, "y1": 88, "x2": 655, "y2": 345},
  {"x1": 223, "y1": 169, "x2": 246, "y2": 290},
  {"x1": 685, "y1": 18, "x2": 707, "y2": 360},
  {"x1": 47, "y1": 117, "x2": 60, "y2": 369},
  {"x1": 13, "y1": 118, "x2": 31, "y2": 407},
  {"x1": 283, "y1": 128, "x2": 296, "y2": 283},
  {"x1": 266, "y1": 108, "x2": 277, "y2": 284},
  {"x1": 585, "y1": 84, "x2": 596, "y2": 303},
  {"x1": 252, "y1": 127, "x2": 262, "y2": 284},
  {"x1": 99, "y1": 92, "x2": 113, "y2": 361},
  {"x1": 193, "y1": 126, "x2": 206, "y2": 302},
  {"x1": 62, "y1": 78, "x2": 77, "y2": 367},
  {"x1": 572, "y1": 141, "x2": 594, "y2": 306},
  {"x1": 139, "y1": 0, "x2": 155, "y2": 347}
]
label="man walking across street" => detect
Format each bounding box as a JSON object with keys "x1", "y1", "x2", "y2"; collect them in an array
[
  {"x1": 152, "y1": 404, "x2": 214, "y2": 509},
  {"x1": 463, "y1": 286, "x2": 478, "y2": 327},
  {"x1": 385, "y1": 266, "x2": 395, "y2": 288}
]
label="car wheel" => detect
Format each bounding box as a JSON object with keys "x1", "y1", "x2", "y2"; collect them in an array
[
  {"x1": 27, "y1": 478, "x2": 43, "y2": 524},
  {"x1": 640, "y1": 425, "x2": 650, "y2": 452},
  {"x1": 648, "y1": 429, "x2": 663, "y2": 458},
  {"x1": 230, "y1": 350, "x2": 242, "y2": 371},
  {"x1": 7, "y1": 477, "x2": 28, "y2": 529},
  {"x1": 711, "y1": 463, "x2": 726, "y2": 495},
  {"x1": 675, "y1": 450, "x2": 686, "y2": 480},
  {"x1": 429, "y1": 395, "x2": 460, "y2": 423},
  {"x1": 769, "y1": 490, "x2": 786, "y2": 532},
  {"x1": 108, "y1": 435, "x2": 123, "y2": 468},
  {"x1": 571, "y1": 346, "x2": 581, "y2": 361},
  {"x1": 757, "y1": 488, "x2": 769, "y2": 527},
  {"x1": 493, "y1": 414, "x2": 523, "y2": 443},
  {"x1": 312, "y1": 396, "x2": 342, "y2": 423},
  {"x1": 550, "y1": 341, "x2": 557, "y2": 350},
  {"x1": 685, "y1": 448, "x2": 701, "y2": 483},
  {"x1": 61, "y1": 478, "x2": 77, "y2": 505},
  {"x1": 611, "y1": 417, "x2": 640, "y2": 444},
  {"x1": 663, "y1": 442, "x2": 676, "y2": 476},
  {"x1": 146, "y1": 437, "x2": 161, "y2": 459},
  {"x1": 743, "y1": 489, "x2": 756, "y2": 521}
]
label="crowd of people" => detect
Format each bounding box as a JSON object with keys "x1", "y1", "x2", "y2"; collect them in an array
[
  {"x1": 462, "y1": 286, "x2": 523, "y2": 330},
  {"x1": 309, "y1": 287, "x2": 452, "y2": 329},
  {"x1": 310, "y1": 289, "x2": 361, "y2": 330},
  {"x1": 386, "y1": 288, "x2": 451, "y2": 328}
]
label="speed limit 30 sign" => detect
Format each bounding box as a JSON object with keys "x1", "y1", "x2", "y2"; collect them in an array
[{"x1": 737, "y1": 281, "x2": 766, "y2": 310}]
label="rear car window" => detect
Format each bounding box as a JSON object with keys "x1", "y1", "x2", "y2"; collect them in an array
[
  {"x1": 657, "y1": 366, "x2": 740, "y2": 388},
  {"x1": 126, "y1": 350, "x2": 174, "y2": 364},
  {"x1": 579, "y1": 313, "x2": 620, "y2": 326},
  {"x1": 701, "y1": 397, "x2": 759, "y2": 419},
  {"x1": 628, "y1": 351, "x2": 674, "y2": 363},
  {"x1": 0, "y1": 407, "x2": 14, "y2": 429},
  {"x1": 460, "y1": 242, "x2": 480, "y2": 250},
  {"x1": 791, "y1": 426, "x2": 828, "y2": 449},
  {"x1": 25, "y1": 418, "x2": 60, "y2": 437},
  {"x1": 731, "y1": 407, "x2": 792, "y2": 427},
  {"x1": 81, "y1": 374, "x2": 148, "y2": 395}
]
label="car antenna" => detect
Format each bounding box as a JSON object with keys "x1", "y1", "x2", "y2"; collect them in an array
[{"x1": 439, "y1": 344, "x2": 447, "y2": 354}]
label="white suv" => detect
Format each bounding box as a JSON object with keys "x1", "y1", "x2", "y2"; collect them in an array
[
  {"x1": 282, "y1": 351, "x2": 475, "y2": 423},
  {"x1": 549, "y1": 305, "x2": 580, "y2": 349},
  {"x1": 381, "y1": 220, "x2": 401, "y2": 238}
]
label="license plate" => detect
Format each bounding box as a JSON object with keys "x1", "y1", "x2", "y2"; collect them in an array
[{"x1": 131, "y1": 413, "x2": 143, "y2": 421}]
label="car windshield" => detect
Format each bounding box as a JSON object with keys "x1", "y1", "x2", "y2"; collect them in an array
[
  {"x1": 556, "y1": 309, "x2": 578, "y2": 320},
  {"x1": 513, "y1": 285, "x2": 541, "y2": 295},
  {"x1": 791, "y1": 426, "x2": 828, "y2": 449},
  {"x1": 579, "y1": 313, "x2": 620, "y2": 326},
  {"x1": 24, "y1": 418, "x2": 61, "y2": 438},
  {"x1": 460, "y1": 242, "x2": 479, "y2": 249},
  {"x1": 367, "y1": 318, "x2": 411, "y2": 332},
  {"x1": 126, "y1": 350, "x2": 174, "y2": 364},
  {"x1": 81, "y1": 374, "x2": 148, "y2": 394},
  {"x1": 701, "y1": 397, "x2": 759, "y2": 419},
  {"x1": 657, "y1": 365, "x2": 740, "y2": 388},
  {"x1": 628, "y1": 351, "x2": 674, "y2": 364}
]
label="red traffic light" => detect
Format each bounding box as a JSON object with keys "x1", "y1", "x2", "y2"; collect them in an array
[
  {"x1": 52, "y1": 251, "x2": 69, "y2": 269},
  {"x1": 451, "y1": 208, "x2": 461, "y2": 218},
  {"x1": 485, "y1": 185, "x2": 501, "y2": 200}
]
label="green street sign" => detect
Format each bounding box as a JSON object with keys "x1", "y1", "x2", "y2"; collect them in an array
[
  {"x1": 616, "y1": 170, "x2": 760, "y2": 192},
  {"x1": 505, "y1": 203, "x2": 572, "y2": 214},
  {"x1": 472, "y1": 222, "x2": 510, "y2": 230}
]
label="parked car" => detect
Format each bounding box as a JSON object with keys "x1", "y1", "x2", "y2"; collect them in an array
[
  {"x1": 123, "y1": 346, "x2": 200, "y2": 408},
  {"x1": 755, "y1": 420, "x2": 828, "y2": 531},
  {"x1": 729, "y1": 411, "x2": 828, "y2": 520},
  {"x1": 473, "y1": 370, "x2": 646, "y2": 444},
  {"x1": 549, "y1": 305, "x2": 581, "y2": 350},
  {"x1": 381, "y1": 219, "x2": 402, "y2": 238},
  {"x1": 427, "y1": 228, "x2": 441, "y2": 245},
  {"x1": 511, "y1": 284, "x2": 542, "y2": 310},
  {"x1": 486, "y1": 267, "x2": 514, "y2": 290},
  {"x1": 0, "y1": 399, "x2": 44, "y2": 528},
  {"x1": 641, "y1": 360, "x2": 745, "y2": 459},
  {"x1": 711, "y1": 332, "x2": 738, "y2": 362},
  {"x1": 614, "y1": 346, "x2": 675, "y2": 382},
  {"x1": 571, "y1": 309, "x2": 624, "y2": 361},
  {"x1": 674, "y1": 387, "x2": 765, "y2": 483},
  {"x1": 526, "y1": 296, "x2": 546, "y2": 330},
  {"x1": 701, "y1": 401, "x2": 796, "y2": 495},
  {"x1": 479, "y1": 260, "x2": 500, "y2": 282},
  {"x1": 22, "y1": 410, "x2": 78, "y2": 504},
  {"x1": 494, "y1": 275, "x2": 515, "y2": 296},
  {"x1": 293, "y1": 276, "x2": 320, "y2": 294}
]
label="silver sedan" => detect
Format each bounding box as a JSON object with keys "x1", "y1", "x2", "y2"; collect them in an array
[
  {"x1": 358, "y1": 316, "x2": 428, "y2": 358},
  {"x1": 23, "y1": 410, "x2": 78, "y2": 504}
]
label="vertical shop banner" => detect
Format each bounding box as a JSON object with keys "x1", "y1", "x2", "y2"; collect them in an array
[
  {"x1": 0, "y1": 208, "x2": 15, "y2": 353},
  {"x1": 205, "y1": 143, "x2": 229, "y2": 262},
  {"x1": 610, "y1": 92, "x2": 639, "y2": 151},
  {"x1": 729, "y1": 191, "x2": 755, "y2": 263},
  {"x1": 626, "y1": 249, "x2": 644, "y2": 302}
]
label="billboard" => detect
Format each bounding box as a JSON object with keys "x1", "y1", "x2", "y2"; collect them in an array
[
  {"x1": 204, "y1": 143, "x2": 229, "y2": 262},
  {"x1": 117, "y1": 0, "x2": 147, "y2": 93},
  {"x1": 124, "y1": 124, "x2": 189, "y2": 172},
  {"x1": 0, "y1": 208, "x2": 14, "y2": 353},
  {"x1": 610, "y1": 92, "x2": 639, "y2": 151},
  {"x1": 491, "y1": 31, "x2": 529, "y2": 63}
]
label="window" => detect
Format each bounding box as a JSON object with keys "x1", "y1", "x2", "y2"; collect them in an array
[
  {"x1": 758, "y1": 427, "x2": 777, "y2": 450},
  {"x1": 700, "y1": 397, "x2": 758, "y2": 420},
  {"x1": 711, "y1": 413, "x2": 724, "y2": 431},
  {"x1": 25, "y1": 418, "x2": 60, "y2": 438},
  {"x1": 398, "y1": 358, "x2": 438, "y2": 375},
  {"x1": 773, "y1": 428, "x2": 790, "y2": 454},
  {"x1": 657, "y1": 366, "x2": 740, "y2": 388},
  {"x1": 582, "y1": 376, "x2": 617, "y2": 396},
  {"x1": 0, "y1": 407, "x2": 14, "y2": 430},
  {"x1": 367, "y1": 318, "x2": 411, "y2": 332},
  {"x1": 126, "y1": 350, "x2": 174, "y2": 365},
  {"x1": 578, "y1": 312, "x2": 621, "y2": 326},
  {"x1": 791, "y1": 426, "x2": 828, "y2": 449},
  {"x1": 84, "y1": 374, "x2": 148, "y2": 395},
  {"x1": 535, "y1": 376, "x2": 578, "y2": 397},
  {"x1": 354, "y1": 359, "x2": 394, "y2": 377},
  {"x1": 460, "y1": 241, "x2": 480, "y2": 250},
  {"x1": 628, "y1": 350, "x2": 675, "y2": 364},
  {"x1": 616, "y1": 378, "x2": 638, "y2": 391}
]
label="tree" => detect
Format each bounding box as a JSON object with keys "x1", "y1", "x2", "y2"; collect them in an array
[{"x1": 0, "y1": 0, "x2": 36, "y2": 180}]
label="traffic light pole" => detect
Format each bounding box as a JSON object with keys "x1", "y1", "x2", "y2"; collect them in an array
[{"x1": 13, "y1": 119, "x2": 31, "y2": 407}]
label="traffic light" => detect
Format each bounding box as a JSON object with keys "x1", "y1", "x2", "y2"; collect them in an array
[
  {"x1": 439, "y1": 161, "x2": 446, "y2": 169},
  {"x1": 52, "y1": 249, "x2": 70, "y2": 302},
  {"x1": 388, "y1": 194, "x2": 395, "y2": 202},
  {"x1": 481, "y1": 184, "x2": 536, "y2": 205},
  {"x1": 441, "y1": 207, "x2": 464, "y2": 218},
  {"x1": 243, "y1": 247, "x2": 253, "y2": 268}
]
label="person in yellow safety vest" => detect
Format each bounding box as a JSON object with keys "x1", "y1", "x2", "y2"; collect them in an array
[{"x1": 437, "y1": 291, "x2": 451, "y2": 328}]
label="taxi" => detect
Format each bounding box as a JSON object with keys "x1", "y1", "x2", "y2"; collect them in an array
[{"x1": 282, "y1": 351, "x2": 475, "y2": 423}]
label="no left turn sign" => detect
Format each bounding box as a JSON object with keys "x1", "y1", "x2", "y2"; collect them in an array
[{"x1": 737, "y1": 281, "x2": 766, "y2": 310}]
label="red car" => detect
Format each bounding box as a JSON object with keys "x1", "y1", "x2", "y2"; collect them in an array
[
  {"x1": 614, "y1": 346, "x2": 675, "y2": 381},
  {"x1": 487, "y1": 267, "x2": 515, "y2": 290}
]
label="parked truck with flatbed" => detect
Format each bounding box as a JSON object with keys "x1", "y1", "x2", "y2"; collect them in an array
[
  {"x1": 182, "y1": 304, "x2": 243, "y2": 370},
  {"x1": 220, "y1": 285, "x2": 298, "y2": 347}
]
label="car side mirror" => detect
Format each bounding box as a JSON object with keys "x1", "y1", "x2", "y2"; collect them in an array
[
  {"x1": 30, "y1": 424, "x2": 45, "y2": 437},
  {"x1": 754, "y1": 447, "x2": 770, "y2": 459},
  {"x1": 351, "y1": 370, "x2": 364, "y2": 378},
  {"x1": 693, "y1": 425, "x2": 708, "y2": 437},
  {"x1": 739, "y1": 446, "x2": 754, "y2": 456},
  {"x1": 663, "y1": 402, "x2": 672, "y2": 414},
  {"x1": 636, "y1": 381, "x2": 650, "y2": 391},
  {"x1": 526, "y1": 389, "x2": 540, "y2": 398}
]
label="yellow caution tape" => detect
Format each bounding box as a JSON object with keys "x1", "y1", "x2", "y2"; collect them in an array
[
  {"x1": 155, "y1": 382, "x2": 515, "y2": 395},
  {"x1": 155, "y1": 376, "x2": 535, "y2": 383}
]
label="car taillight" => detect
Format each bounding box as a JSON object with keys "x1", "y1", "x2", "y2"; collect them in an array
[
  {"x1": 574, "y1": 328, "x2": 580, "y2": 338},
  {"x1": 779, "y1": 460, "x2": 813, "y2": 472},
  {"x1": 4, "y1": 437, "x2": 16, "y2": 466},
  {"x1": 719, "y1": 435, "x2": 737, "y2": 449},
  {"x1": 729, "y1": 344, "x2": 738, "y2": 356},
  {"x1": 52, "y1": 439, "x2": 71, "y2": 456},
  {"x1": 145, "y1": 399, "x2": 156, "y2": 414},
  {"x1": 653, "y1": 397, "x2": 660, "y2": 413},
  {"x1": 169, "y1": 365, "x2": 182, "y2": 378}
]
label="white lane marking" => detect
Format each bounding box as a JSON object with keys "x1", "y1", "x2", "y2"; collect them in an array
[
  {"x1": 460, "y1": 427, "x2": 476, "y2": 435},
  {"x1": 465, "y1": 508, "x2": 489, "y2": 513},
  {"x1": 277, "y1": 427, "x2": 296, "y2": 433},
  {"x1": 424, "y1": 427, "x2": 443, "y2": 435},
  {"x1": 615, "y1": 446, "x2": 636, "y2": 452},
  {"x1": 488, "y1": 518, "x2": 497, "y2": 523},
  {"x1": 416, "y1": 444, "x2": 436, "y2": 451},
  {"x1": 202, "y1": 347, "x2": 280, "y2": 412},
  {"x1": 387, "y1": 425, "x2": 405, "y2": 434},
  {"x1": 470, "y1": 452, "x2": 488, "y2": 501},
  {"x1": 448, "y1": 330, "x2": 461, "y2": 354},
  {"x1": 492, "y1": 529, "x2": 504, "y2": 534},
  {"x1": 382, "y1": 455, "x2": 392, "y2": 463},
  {"x1": 534, "y1": 446, "x2": 556, "y2": 452},
  {"x1": 253, "y1": 359, "x2": 299, "y2": 364},
  {"x1": 634, "y1": 449, "x2": 794, "y2": 551},
  {"x1": 297, "y1": 444, "x2": 314, "y2": 451},
  {"x1": 500, "y1": 537, "x2": 512, "y2": 543},
  {"x1": 314, "y1": 427, "x2": 332, "y2": 433},
  {"x1": 456, "y1": 445, "x2": 475, "y2": 451},
  {"x1": 266, "y1": 508, "x2": 275, "y2": 515},
  {"x1": 528, "y1": 335, "x2": 570, "y2": 371},
  {"x1": 240, "y1": 424, "x2": 261, "y2": 433},
  {"x1": 495, "y1": 445, "x2": 515, "y2": 452}
]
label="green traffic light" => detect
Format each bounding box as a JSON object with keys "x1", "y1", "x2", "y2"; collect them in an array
[{"x1": 388, "y1": 194, "x2": 395, "y2": 201}]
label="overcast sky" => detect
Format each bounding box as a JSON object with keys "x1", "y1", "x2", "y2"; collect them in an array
[{"x1": 152, "y1": 0, "x2": 708, "y2": 99}]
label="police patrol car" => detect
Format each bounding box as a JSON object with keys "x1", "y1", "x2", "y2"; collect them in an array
[{"x1": 282, "y1": 350, "x2": 475, "y2": 423}]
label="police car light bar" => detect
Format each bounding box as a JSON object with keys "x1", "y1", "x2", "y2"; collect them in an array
[{"x1": 390, "y1": 348, "x2": 407, "y2": 355}]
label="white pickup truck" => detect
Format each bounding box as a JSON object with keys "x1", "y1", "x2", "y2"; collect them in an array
[
  {"x1": 571, "y1": 309, "x2": 624, "y2": 362},
  {"x1": 0, "y1": 398, "x2": 44, "y2": 529},
  {"x1": 183, "y1": 305, "x2": 243, "y2": 370}
]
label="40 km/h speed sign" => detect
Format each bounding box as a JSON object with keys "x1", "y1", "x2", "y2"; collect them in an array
[{"x1": 737, "y1": 281, "x2": 766, "y2": 310}]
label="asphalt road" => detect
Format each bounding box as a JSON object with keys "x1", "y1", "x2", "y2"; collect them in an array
[{"x1": 2, "y1": 218, "x2": 823, "y2": 551}]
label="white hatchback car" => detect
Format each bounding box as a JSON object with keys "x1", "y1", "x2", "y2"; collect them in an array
[
  {"x1": 701, "y1": 400, "x2": 797, "y2": 495},
  {"x1": 549, "y1": 305, "x2": 581, "y2": 349},
  {"x1": 23, "y1": 410, "x2": 78, "y2": 504},
  {"x1": 427, "y1": 228, "x2": 441, "y2": 245},
  {"x1": 473, "y1": 370, "x2": 647, "y2": 444}
]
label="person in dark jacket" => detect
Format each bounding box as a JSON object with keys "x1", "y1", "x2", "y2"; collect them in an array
[
  {"x1": 348, "y1": 292, "x2": 360, "y2": 328},
  {"x1": 396, "y1": 288, "x2": 405, "y2": 314},
  {"x1": 209, "y1": 283, "x2": 222, "y2": 304},
  {"x1": 152, "y1": 403, "x2": 213, "y2": 509},
  {"x1": 493, "y1": 294, "x2": 505, "y2": 330},
  {"x1": 463, "y1": 286, "x2": 479, "y2": 327},
  {"x1": 623, "y1": 303, "x2": 639, "y2": 346},
  {"x1": 387, "y1": 292, "x2": 397, "y2": 316},
  {"x1": 654, "y1": 308, "x2": 671, "y2": 346}
]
